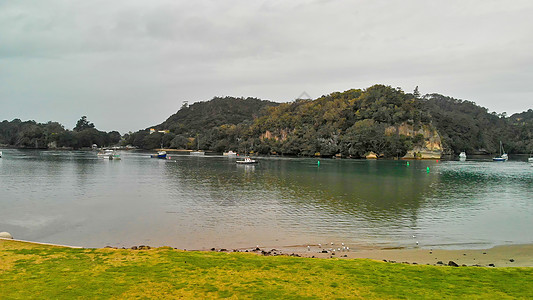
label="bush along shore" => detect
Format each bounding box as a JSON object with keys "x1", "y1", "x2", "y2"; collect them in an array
[{"x1": 1, "y1": 239, "x2": 532, "y2": 299}]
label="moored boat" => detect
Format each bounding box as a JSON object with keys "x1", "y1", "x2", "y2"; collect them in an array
[
  {"x1": 492, "y1": 141, "x2": 508, "y2": 162},
  {"x1": 223, "y1": 150, "x2": 237, "y2": 157},
  {"x1": 151, "y1": 151, "x2": 167, "y2": 159},
  {"x1": 191, "y1": 134, "x2": 205, "y2": 156},
  {"x1": 459, "y1": 151, "x2": 466, "y2": 160},
  {"x1": 236, "y1": 157, "x2": 257, "y2": 164},
  {"x1": 97, "y1": 149, "x2": 115, "y2": 159}
]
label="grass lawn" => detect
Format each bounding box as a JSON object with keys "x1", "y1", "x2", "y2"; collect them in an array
[{"x1": 1, "y1": 239, "x2": 532, "y2": 299}]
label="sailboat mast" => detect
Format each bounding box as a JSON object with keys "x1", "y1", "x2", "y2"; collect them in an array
[{"x1": 196, "y1": 133, "x2": 200, "y2": 151}]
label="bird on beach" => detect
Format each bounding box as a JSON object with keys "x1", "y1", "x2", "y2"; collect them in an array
[
  {"x1": 416, "y1": 241, "x2": 419, "y2": 246},
  {"x1": 341, "y1": 243, "x2": 345, "y2": 246},
  {"x1": 307, "y1": 246, "x2": 310, "y2": 251},
  {"x1": 330, "y1": 242, "x2": 334, "y2": 246},
  {"x1": 318, "y1": 243, "x2": 322, "y2": 248},
  {"x1": 412, "y1": 235, "x2": 416, "y2": 238}
]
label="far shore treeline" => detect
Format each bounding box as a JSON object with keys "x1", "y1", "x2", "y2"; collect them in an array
[
  {"x1": 1, "y1": 85, "x2": 532, "y2": 157},
  {"x1": 0, "y1": 116, "x2": 121, "y2": 150}
]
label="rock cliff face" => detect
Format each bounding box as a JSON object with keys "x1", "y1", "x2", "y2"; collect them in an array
[
  {"x1": 261, "y1": 122, "x2": 443, "y2": 159},
  {"x1": 260, "y1": 130, "x2": 289, "y2": 142},
  {"x1": 390, "y1": 123, "x2": 443, "y2": 159}
]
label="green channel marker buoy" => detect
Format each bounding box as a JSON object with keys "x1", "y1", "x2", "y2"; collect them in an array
[
  {"x1": 427, "y1": 166, "x2": 430, "y2": 172},
  {"x1": 317, "y1": 161, "x2": 320, "y2": 167},
  {"x1": 407, "y1": 162, "x2": 410, "y2": 166}
]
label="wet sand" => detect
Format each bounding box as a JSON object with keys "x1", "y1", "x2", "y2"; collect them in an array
[{"x1": 265, "y1": 244, "x2": 533, "y2": 267}]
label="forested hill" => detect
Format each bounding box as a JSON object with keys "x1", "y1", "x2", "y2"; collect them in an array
[
  {"x1": 248, "y1": 85, "x2": 435, "y2": 157},
  {"x1": 125, "y1": 84, "x2": 532, "y2": 157},
  {"x1": 421, "y1": 94, "x2": 533, "y2": 154},
  {"x1": 156, "y1": 97, "x2": 278, "y2": 135},
  {"x1": 123, "y1": 97, "x2": 279, "y2": 150},
  {"x1": 3, "y1": 85, "x2": 532, "y2": 156}
]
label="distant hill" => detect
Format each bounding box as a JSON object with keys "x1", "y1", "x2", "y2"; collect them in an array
[
  {"x1": 124, "y1": 85, "x2": 533, "y2": 156},
  {"x1": 155, "y1": 97, "x2": 279, "y2": 135},
  {"x1": 421, "y1": 95, "x2": 533, "y2": 154},
  {"x1": 3, "y1": 85, "x2": 521, "y2": 157},
  {"x1": 509, "y1": 109, "x2": 533, "y2": 125},
  {"x1": 248, "y1": 85, "x2": 439, "y2": 158},
  {"x1": 124, "y1": 97, "x2": 279, "y2": 150}
]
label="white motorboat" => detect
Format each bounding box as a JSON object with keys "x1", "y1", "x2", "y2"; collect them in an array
[
  {"x1": 459, "y1": 151, "x2": 466, "y2": 160},
  {"x1": 223, "y1": 150, "x2": 237, "y2": 157},
  {"x1": 97, "y1": 149, "x2": 115, "y2": 159},
  {"x1": 236, "y1": 157, "x2": 257, "y2": 164}
]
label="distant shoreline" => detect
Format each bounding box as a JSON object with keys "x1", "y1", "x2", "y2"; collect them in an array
[{"x1": 3, "y1": 147, "x2": 533, "y2": 157}]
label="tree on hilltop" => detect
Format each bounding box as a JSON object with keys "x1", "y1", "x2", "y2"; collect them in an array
[{"x1": 74, "y1": 116, "x2": 95, "y2": 132}]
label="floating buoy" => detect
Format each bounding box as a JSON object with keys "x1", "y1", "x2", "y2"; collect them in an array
[
  {"x1": 426, "y1": 166, "x2": 430, "y2": 172},
  {"x1": 407, "y1": 162, "x2": 410, "y2": 166},
  {"x1": 317, "y1": 161, "x2": 320, "y2": 167}
]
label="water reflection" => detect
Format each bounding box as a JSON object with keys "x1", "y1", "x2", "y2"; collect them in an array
[{"x1": 1, "y1": 150, "x2": 531, "y2": 250}]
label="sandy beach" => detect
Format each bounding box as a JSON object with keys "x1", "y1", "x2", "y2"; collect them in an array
[
  {"x1": 3, "y1": 238, "x2": 532, "y2": 268},
  {"x1": 253, "y1": 244, "x2": 533, "y2": 268}
]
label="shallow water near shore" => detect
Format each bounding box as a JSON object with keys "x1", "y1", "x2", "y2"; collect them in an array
[{"x1": 0, "y1": 149, "x2": 532, "y2": 250}]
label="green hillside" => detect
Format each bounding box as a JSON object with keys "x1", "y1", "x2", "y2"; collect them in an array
[{"x1": 3, "y1": 85, "x2": 532, "y2": 156}]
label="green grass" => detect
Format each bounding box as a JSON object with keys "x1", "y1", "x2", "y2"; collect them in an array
[{"x1": 1, "y1": 240, "x2": 532, "y2": 299}]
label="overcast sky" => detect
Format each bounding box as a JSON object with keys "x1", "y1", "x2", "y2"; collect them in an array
[{"x1": 2, "y1": 0, "x2": 532, "y2": 133}]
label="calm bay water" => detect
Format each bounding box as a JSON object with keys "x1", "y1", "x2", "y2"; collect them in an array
[{"x1": 1, "y1": 149, "x2": 532, "y2": 250}]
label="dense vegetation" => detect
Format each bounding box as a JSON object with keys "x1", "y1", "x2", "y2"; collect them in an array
[
  {"x1": 0, "y1": 116, "x2": 120, "y2": 149},
  {"x1": 125, "y1": 85, "x2": 435, "y2": 157},
  {"x1": 123, "y1": 96, "x2": 278, "y2": 150},
  {"x1": 126, "y1": 85, "x2": 531, "y2": 157},
  {"x1": 248, "y1": 85, "x2": 431, "y2": 157},
  {"x1": 1, "y1": 240, "x2": 532, "y2": 299},
  {"x1": 3, "y1": 85, "x2": 532, "y2": 156},
  {"x1": 421, "y1": 94, "x2": 533, "y2": 154}
]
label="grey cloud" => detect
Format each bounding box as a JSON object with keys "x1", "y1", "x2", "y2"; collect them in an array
[{"x1": 1, "y1": 0, "x2": 533, "y2": 132}]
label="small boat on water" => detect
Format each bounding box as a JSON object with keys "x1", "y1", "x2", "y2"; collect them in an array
[
  {"x1": 191, "y1": 134, "x2": 205, "y2": 156},
  {"x1": 236, "y1": 157, "x2": 257, "y2": 164},
  {"x1": 151, "y1": 151, "x2": 167, "y2": 159},
  {"x1": 459, "y1": 151, "x2": 466, "y2": 160},
  {"x1": 492, "y1": 141, "x2": 508, "y2": 162},
  {"x1": 528, "y1": 152, "x2": 533, "y2": 163},
  {"x1": 223, "y1": 150, "x2": 237, "y2": 157},
  {"x1": 97, "y1": 149, "x2": 115, "y2": 159}
]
